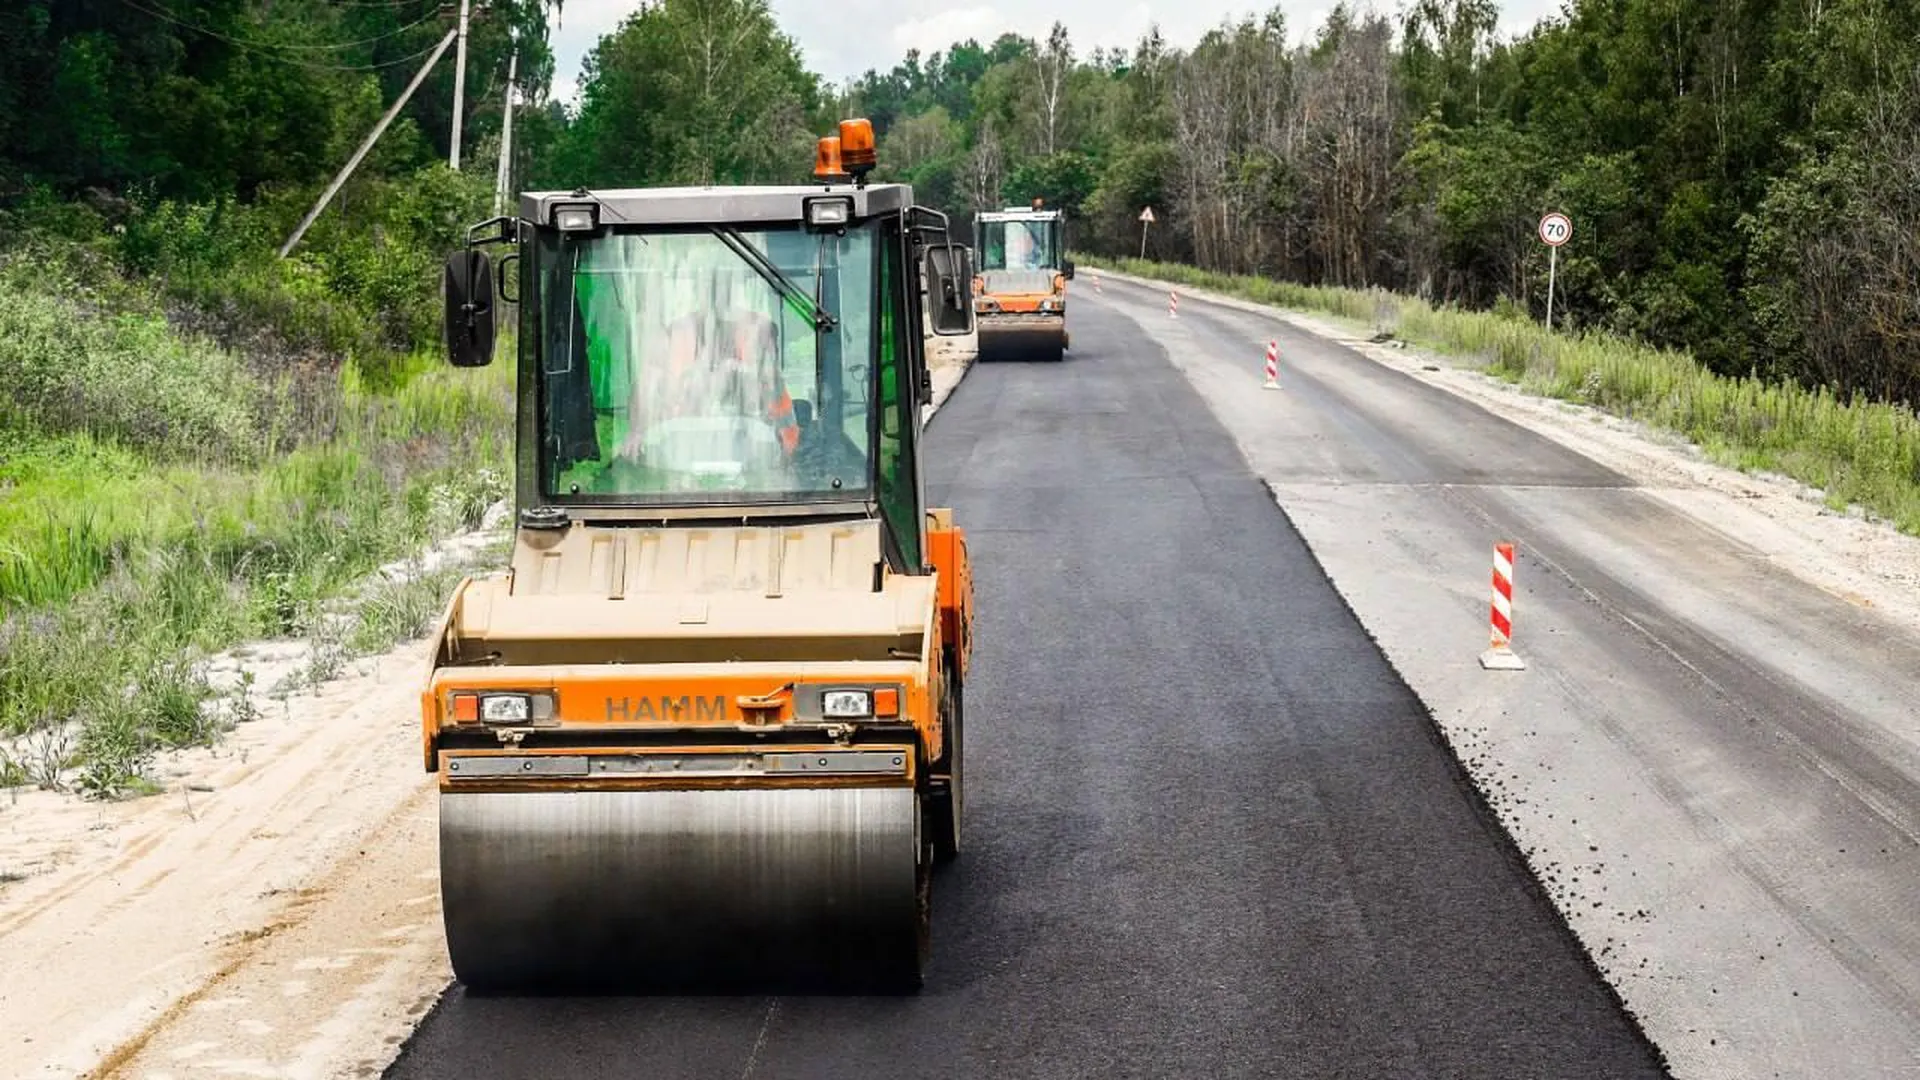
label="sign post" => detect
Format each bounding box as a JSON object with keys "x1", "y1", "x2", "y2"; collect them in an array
[
  {"x1": 1538, "y1": 211, "x2": 1571, "y2": 331},
  {"x1": 1139, "y1": 206, "x2": 1156, "y2": 259}
]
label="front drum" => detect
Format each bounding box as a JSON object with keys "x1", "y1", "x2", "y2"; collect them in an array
[{"x1": 439, "y1": 786, "x2": 924, "y2": 994}]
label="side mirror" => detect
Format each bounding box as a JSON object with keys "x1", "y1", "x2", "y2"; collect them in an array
[
  {"x1": 923, "y1": 244, "x2": 974, "y2": 336},
  {"x1": 496, "y1": 253, "x2": 520, "y2": 305},
  {"x1": 1062, "y1": 259, "x2": 1076, "y2": 281},
  {"x1": 443, "y1": 249, "x2": 496, "y2": 368}
]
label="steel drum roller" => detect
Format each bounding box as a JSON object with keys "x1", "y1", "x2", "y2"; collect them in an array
[{"x1": 439, "y1": 786, "x2": 926, "y2": 993}]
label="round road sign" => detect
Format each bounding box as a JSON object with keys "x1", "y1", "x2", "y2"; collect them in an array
[{"x1": 1538, "y1": 212, "x2": 1572, "y2": 247}]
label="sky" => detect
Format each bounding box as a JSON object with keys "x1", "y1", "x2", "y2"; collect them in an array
[{"x1": 541, "y1": 1, "x2": 1568, "y2": 102}]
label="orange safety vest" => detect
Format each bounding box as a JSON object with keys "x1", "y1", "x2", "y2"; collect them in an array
[
  {"x1": 767, "y1": 387, "x2": 800, "y2": 454},
  {"x1": 642, "y1": 313, "x2": 797, "y2": 455}
]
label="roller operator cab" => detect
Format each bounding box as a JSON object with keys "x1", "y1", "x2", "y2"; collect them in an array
[
  {"x1": 428, "y1": 119, "x2": 977, "y2": 994},
  {"x1": 973, "y1": 201, "x2": 1075, "y2": 361}
]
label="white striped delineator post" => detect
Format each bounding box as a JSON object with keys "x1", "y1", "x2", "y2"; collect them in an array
[
  {"x1": 1169, "y1": 291, "x2": 1179, "y2": 318},
  {"x1": 1093, "y1": 271, "x2": 1102, "y2": 293},
  {"x1": 1263, "y1": 340, "x2": 1280, "y2": 389},
  {"x1": 1479, "y1": 541, "x2": 1527, "y2": 671}
]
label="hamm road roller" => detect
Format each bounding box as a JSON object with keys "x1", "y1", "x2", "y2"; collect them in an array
[
  {"x1": 972, "y1": 200, "x2": 1074, "y2": 361},
  {"x1": 423, "y1": 119, "x2": 975, "y2": 994}
]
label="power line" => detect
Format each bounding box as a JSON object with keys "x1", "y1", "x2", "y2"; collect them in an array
[
  {"x1": 117, "y1": 0, "x2": 451, "y2": 67},
  {"x1": 127, "y1": 0, "x2": 446, "y2": 50}
]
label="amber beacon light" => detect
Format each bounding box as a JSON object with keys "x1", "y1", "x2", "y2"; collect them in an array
[
  {"x1": 839, "y1": 118, "x2": 877, "y2": 176},
  {"x1": 814, "y1": 135, "x2": 847, "y2": 182}
]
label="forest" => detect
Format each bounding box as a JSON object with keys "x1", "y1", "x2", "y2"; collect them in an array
[
  {"x1": 2, "y1": 0, "x2": 1918, "y2": 792},
  {"x1": 7, "y1": 1, "x2": 1920, "y2": 404},
  {"x1": 835, "y1": 1, "x2": 1920, "y2": 408}
]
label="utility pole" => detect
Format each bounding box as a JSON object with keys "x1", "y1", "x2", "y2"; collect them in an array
[
  {"x1": 280, "y1": 28, "x2": 459, "y2": 257},
  {"x1": 494, "y1": 45, "x2": 518, "y2": 215},
  {"x1": 449, "y1": 0, "x2": 473, "y2": 169}
]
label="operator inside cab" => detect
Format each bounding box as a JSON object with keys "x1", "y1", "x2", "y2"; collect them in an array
[
  {"x1": 621, "y1": 305, "x2": 800, "y2": 463},
  {"x1": 1008, "y1": 224, "x2": 1041, "y2": 270}
]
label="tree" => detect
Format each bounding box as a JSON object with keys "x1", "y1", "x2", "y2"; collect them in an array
[
  {"x1": 14, "y1": 0, "x2": 1920, "y2": 410},
  {"x1": 0, "y1": 0, "x2": 554, "y2": 201},
  {"x1": 1034, "y1": 22, "x2": 1074, "y2": 156},
  {"x1": 960, "y1": 117, "x2": 1006, "y2": 212},
  {"x1": 548, "y1": 0, "x2": 819, "y2": 188},
  {"x1": 1400, "y1": 0, "x2": 1499, "y2": 127}
]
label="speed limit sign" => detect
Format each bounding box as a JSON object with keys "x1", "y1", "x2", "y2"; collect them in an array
[
  {"x1": 1539, "y1": 212, "x2": 1572, "y2": 247},
  {"x1": 1538, "y1": 212, "x2": 1572, "y2": 330}
]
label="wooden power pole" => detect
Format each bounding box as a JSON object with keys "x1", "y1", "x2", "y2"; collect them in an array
[{"x1": 279, "y1": 28, "x2": 459, "y2": 257}]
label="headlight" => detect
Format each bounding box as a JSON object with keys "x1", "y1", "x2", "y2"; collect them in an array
[
  {"x1": 481, "y1": 694, "x2": 531, "y2": 723},
  {"x1": 806, "y1": 197, "x2": 853, "y2": 228},
  {"x1": 553, "y1": 204, "x2": 597, "y2": 231},
  {"x1": 449, "y1": 690, "x2": 557, "y2": 725},
  {"x1": 822, "y1": 690, "x2": 873, "y2": 718}
]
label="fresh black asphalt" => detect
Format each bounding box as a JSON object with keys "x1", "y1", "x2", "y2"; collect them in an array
[{"x1": 382, "y1": 300, "x2": 1670, "y2": 1079}]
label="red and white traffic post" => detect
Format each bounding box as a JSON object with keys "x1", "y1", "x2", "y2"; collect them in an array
[
  {"x1": 1169, "y1": 291, "x2": 1179, "y2": 318},
  {"x1": 1479, "y1": 541, "x2": 1527, "y2": 671},
  {"x1": 1263, "y1": 340, "x2": 1280, "y2": 389}
]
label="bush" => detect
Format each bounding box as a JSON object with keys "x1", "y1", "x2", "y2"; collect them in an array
[{"x1": 0, "y1": 271, "x2": 259, "y2": 460}]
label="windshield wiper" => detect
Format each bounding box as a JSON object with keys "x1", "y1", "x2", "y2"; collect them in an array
[{"x1": 710, "y1": 227, "x2": 838, "y2": 334}]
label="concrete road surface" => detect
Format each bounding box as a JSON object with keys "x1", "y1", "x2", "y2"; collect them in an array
[{"x1": 382, "y1": 293, "x2": 1669, "y2": 1078}]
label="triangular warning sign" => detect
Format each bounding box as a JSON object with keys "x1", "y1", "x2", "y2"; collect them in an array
[{"x1": 1139, "y1": 206, "x2": 1156, "y2": 223}]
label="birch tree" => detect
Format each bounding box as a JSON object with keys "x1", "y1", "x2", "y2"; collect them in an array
[
  {"x1": 960, "y1": 116, "x2": 1006, "y2": 211},
  {"x1": 1034, "y1": 22, "x2": 1073, "y2": 156}
]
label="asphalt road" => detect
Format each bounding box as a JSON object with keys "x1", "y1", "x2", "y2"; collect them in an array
[
  {"x1": 1090, "y1": 272, "x2": 1920, "y2": 1077},
  {"x1": 382, "y1": 301, "x2": 1669, "y2": 1079}
]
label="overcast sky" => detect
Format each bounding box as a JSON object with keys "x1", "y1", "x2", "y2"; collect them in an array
[{"x1": 542, "y1": 1, "x2": 1569, "y2": 101}]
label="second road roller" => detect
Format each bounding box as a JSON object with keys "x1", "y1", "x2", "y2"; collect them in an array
[
  {"x1": 420, "y1": 119, "x2": 976, "y2": 993},
  {"x1": 972, "y1": 199, "x2": 1074, "y2": 361}
]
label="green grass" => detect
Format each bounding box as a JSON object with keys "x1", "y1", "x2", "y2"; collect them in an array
[
  {"x1": 0, "y1": 256, "x2": 516, "y2": 797},
  {"x1": 344, "y1": 550, "x2": 507, "y2": 659},
  {"x1": 1081, "y1": 254, "x2": 1920, "y2": 535}
]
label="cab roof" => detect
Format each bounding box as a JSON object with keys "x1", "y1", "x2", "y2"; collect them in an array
[{"x1": 519, "y1": 183, "x2": 916, "y2": 228}]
